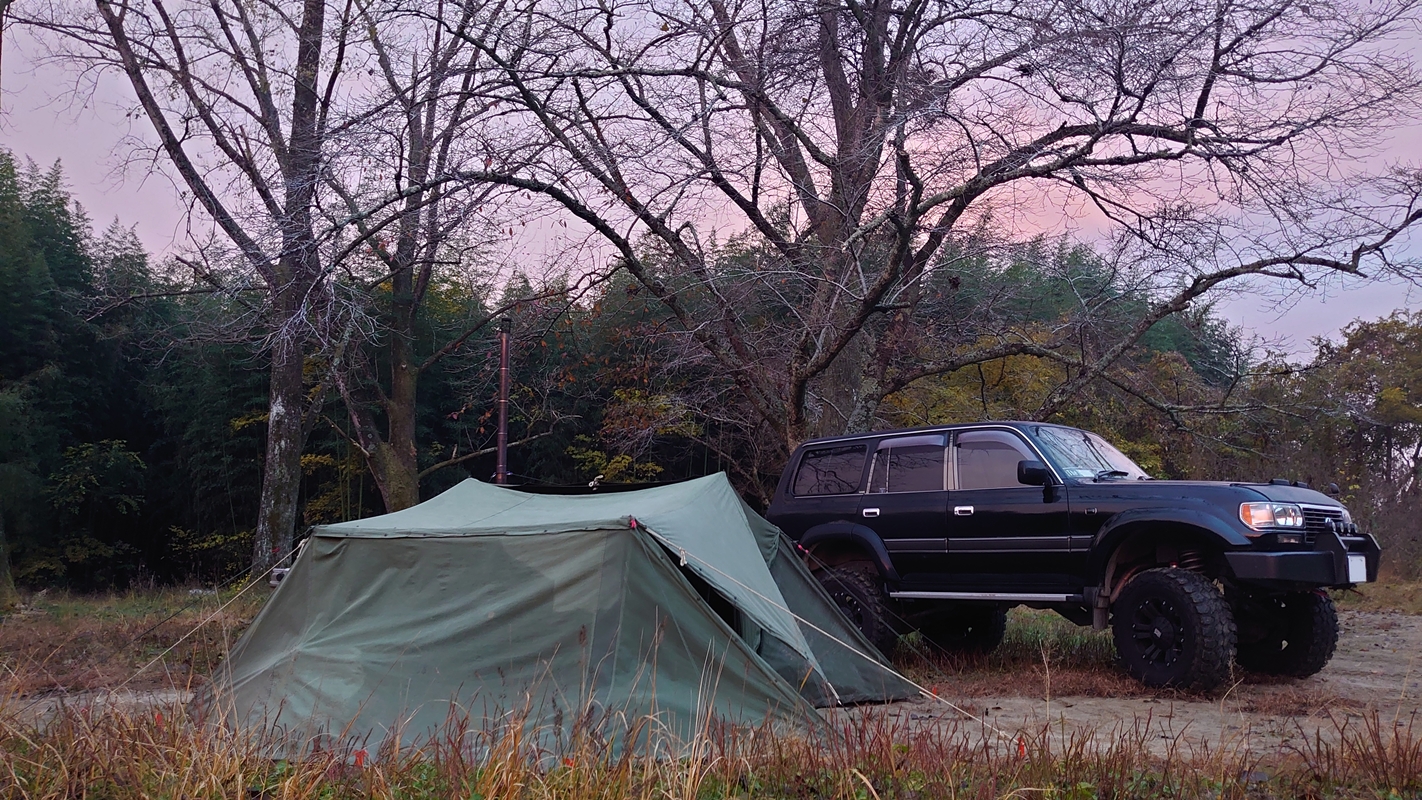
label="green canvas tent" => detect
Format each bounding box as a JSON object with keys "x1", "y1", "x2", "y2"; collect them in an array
[{"x1": 204, "y1": 474, "x2": 913, "y2": 754}]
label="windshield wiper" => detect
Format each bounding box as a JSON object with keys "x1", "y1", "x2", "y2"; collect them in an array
[{"x1": 1094, "y1": 469, "x2": 1130, "y2": 481}]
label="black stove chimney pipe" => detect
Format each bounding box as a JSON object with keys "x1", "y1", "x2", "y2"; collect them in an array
[{"x1": 496, "y1": 320, "x2": 510, "y2": 485}]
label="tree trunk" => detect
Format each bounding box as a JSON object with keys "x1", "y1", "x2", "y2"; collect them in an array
[
  {"x1": 332, "y1": 328, "x2": 421, "y2": 513},
  {"x1": 382, "y1": 328, "x2": 421, "y2": 511},
  {"x1": 248, "y1": 0, "x2": 326, "y2": 574},
  {"x1": 251, "y1": 323, "x2": 307, "y2": 574},
  {"x1": 374, "y1": 83, "x2": 430, "y2": 513},
  {"x1": 0, "y1": 504, "x2": 17, "y2": 613},
  {"x1": 369, "y1": 440, "x2": 420, "y2": 511},
  {"x1": 844, "y1": 375, "x2": 883, "y2": 435}
]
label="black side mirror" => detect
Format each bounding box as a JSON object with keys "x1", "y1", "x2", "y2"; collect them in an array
[
  {"x1": 1326, "y1": 482, "x2": 1341, "y2": 496},
  {"x1": 1018, "y1": 460, "x2": 1050, "y2": 486}
]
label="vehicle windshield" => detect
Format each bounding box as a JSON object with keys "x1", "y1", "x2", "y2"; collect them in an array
[{"x1": 1032, "y1": 426, "x2": 1151, "y2": 481}]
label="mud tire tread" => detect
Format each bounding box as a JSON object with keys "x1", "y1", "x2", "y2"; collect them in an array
[
  {"x1": 1236, "y1": 592, "x2": 1338, "y2": 678},
  {"x1": 818, "y1": 564, "x2": 899, "y2": 655},
  {"x1": 1112, "y1": 567, "x2": 1236, "y2": 691}
]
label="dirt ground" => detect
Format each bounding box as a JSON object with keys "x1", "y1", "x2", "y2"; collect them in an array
[
  {"x1": 852, "y1": 609, "x2": 1422, "y2": 757},
  {"x1": 12, "y1": 607, "x2": 1422, "y2": 764}
]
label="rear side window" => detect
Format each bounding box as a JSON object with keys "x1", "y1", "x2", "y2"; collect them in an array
[
  {"x1": 792, "y1": 444, "x2": 867, "y2": 496},
  {"x1": 954, "y1": 430, "x2": 1037, "y2": 490},
  {"x1": 869, "y1": 436, "x2": 947, "y2": 493}
]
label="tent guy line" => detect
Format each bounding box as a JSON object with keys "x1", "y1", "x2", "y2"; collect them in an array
[
  {"x1": 113, "y1": 542, "x2": 303, "y2": 695},
  {"x1": 9, "y1": 542, "x2": 304, "y2": 722},
  {"x1": 639, "y1": 523, "x2": 1017, "y2": 742}
]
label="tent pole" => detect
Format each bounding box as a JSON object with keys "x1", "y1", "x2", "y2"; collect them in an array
[{"x1": 496, "y1": 321, "x2": 509, "y2": 485}]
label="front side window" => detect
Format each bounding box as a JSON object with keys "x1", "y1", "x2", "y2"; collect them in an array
[
  {"x1": 954, "y1": 430, "x2": 1037, "y2": 490},
  {"x1": 868, "y1": 436, "x2": 947, "y2": 493},
  {"x1": 792, "y1": 444, "x2": 867, "y2": 496}
]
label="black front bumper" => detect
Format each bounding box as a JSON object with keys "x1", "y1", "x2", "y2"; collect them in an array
[{"x1": 1225, "y1": 530, "x2": 1381, "y2": 589}]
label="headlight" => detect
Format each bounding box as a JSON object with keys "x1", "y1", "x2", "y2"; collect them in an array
[
  {"x1": 1340, "y1": 507, "x2": 1353, "y2": 525},
  {"x1": 1240, "y1": 502, "x2": 1305, "y2": 531}
]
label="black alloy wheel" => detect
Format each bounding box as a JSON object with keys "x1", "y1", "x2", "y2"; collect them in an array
[
  {"x1": 1132, "y1": 596, "x2": 1184, "y2": 666},
  {"x1": 1235, "y1": 591, "x2": 1339, "y2": 677},
  {"x1": 1112, "y1": 567, "x2": 1235, "y2": 691},
  {"x1": 817, "y1": 563, "x2": 900, "y2": 656}
]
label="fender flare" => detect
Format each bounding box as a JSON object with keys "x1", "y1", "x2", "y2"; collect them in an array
[
  {"x1": 1089, "y1": 507, "x2": 1251, "y2": 584},
  {"x1": 799, "y1": 521, "x2": 901, "y2": 583}
]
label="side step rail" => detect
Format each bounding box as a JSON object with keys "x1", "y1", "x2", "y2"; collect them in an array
[{"x1": 889, "y1": 591, "x2": 1084, "y2": 603}]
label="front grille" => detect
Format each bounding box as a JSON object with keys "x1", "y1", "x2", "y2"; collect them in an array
[{"x1": 1301, "y1": 506, "x2": 1345, "y2": 544}]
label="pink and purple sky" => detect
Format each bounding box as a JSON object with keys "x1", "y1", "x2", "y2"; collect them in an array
[{"x1": 3, "y1": 30, "x2": 1419, "y2": 357}]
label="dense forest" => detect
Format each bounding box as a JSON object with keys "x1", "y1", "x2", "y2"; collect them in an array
[{"x1": 1, "y1": 149, "x2": 1419, "y2": 602}]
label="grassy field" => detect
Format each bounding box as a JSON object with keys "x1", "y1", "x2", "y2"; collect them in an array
[
  {"x1": 896, "y1": 608, "x2": 1122, "y2": 700},
  {"x1": 0, "y1": 585, "x2": 267, "y2": 695},
  {"x1": 4, "y1": 683, "x2": 1420, "y2": 799},
  {"x1": 2, "y1": 585, "x2": 1421, "y2": 798}
]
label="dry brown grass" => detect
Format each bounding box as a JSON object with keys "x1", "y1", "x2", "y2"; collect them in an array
[
  {"x1": 1220, "y1": 679, "x2": 1361, "y2": 717},
  {"x1": 3, "y1": 690, "x2": 1421, "y2": 799},
  {"x1": 0, "y1": 586, "x2": 266, "y2": 695},
  {"x1": 1334, "y1": 580, "x2": 1422, "y2": 615},
  {"x1": 1288, "y1": 709, "x2": 1422, "y2": 795},
  {"x1": 895, "y1": 608, "x2": 1147, "y2": 700},
  {"x1": 916, "y1": 665, "x2": 1363, "y2": 718},
  {"x1": 4, "y1": 591, "x2": 1422, "y2": 797}
]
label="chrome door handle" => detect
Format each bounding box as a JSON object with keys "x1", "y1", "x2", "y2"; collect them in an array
[
  {"x1": 954, "y1": 505, "x2": 974, "y2": 516},
  {"x1": 862, "y1": 508, "x2": 880, "y2": 518}
]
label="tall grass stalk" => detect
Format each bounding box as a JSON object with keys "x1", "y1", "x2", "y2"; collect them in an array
[{"x1": 6, "y1": 692, "x2": 1422, "y2": 799}]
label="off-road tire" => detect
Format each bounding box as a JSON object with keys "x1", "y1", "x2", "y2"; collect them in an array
[
  {"x1": 817, "y1": 564, "x2": 899, "y2": 655},
  {"x1": 1112, "y1": 567, "x2": 1236, "y2": 691},
  {"x1": 917, "y1": 604, "x2": 1008, "y2": 654},
  {"x1": 1235, "y1": 591, "x2": 1338, "y2": 678}
]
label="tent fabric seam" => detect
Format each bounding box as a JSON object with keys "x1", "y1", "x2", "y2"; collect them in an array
[{"x1": 309, "y1": 522, "x2": 633, "y2": 539}]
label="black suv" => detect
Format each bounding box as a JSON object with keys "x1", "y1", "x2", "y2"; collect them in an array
[{"x1": 765, "y1": 422, "x2": 1380, "y2": 690}]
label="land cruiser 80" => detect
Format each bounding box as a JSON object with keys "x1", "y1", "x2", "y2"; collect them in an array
[{"x1": 764, "y1": 422, "x2": 1380, "y2": 690}]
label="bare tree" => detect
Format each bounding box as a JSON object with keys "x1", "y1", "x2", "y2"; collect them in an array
[
  {"x1": 73, "y1": 0, "x2": 342, "y2": 573},
  {"x1": 449, "y1": 0, "x2": 1422, "y2": 473},
  {"x1": 314, "y1": 0, "x2": 512, "y2": 512},
  {"x1": 311, "y1": 0, "x2": 623, "y2": 509},
  {"x1": 19, "y1": 0, "x2": 473, "y2": 567},
  {"x1": 26, "y1": 0, "x2": 610, "y2": 523}
]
